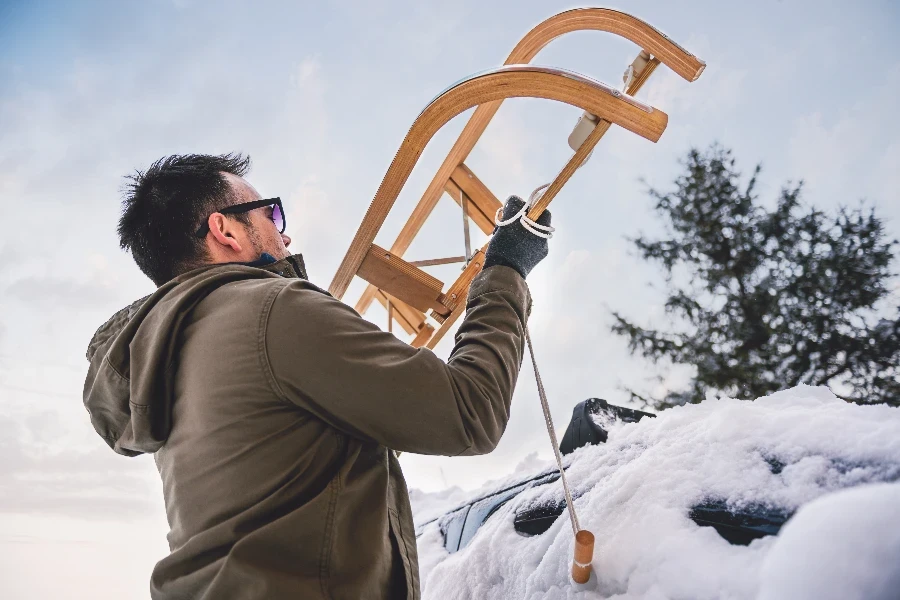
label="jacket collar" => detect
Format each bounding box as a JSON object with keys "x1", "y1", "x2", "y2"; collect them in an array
[
  {"x1": 175, "y1": 253, "x2": 309, "y2": 283},
  {"x1": 250, "y1": 253, "x2": 309, "y2": 280}
]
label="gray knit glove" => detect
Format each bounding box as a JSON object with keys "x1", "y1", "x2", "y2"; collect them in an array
[{"x1": 483, "y1": 196, "x2": 552, "y2": 279}]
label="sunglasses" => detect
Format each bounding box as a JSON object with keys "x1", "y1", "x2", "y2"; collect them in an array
[{"x1": 195, "y1": 197, "x2": 286, "y2": 238}]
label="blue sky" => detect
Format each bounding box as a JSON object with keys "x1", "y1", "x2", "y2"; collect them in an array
[{"x1": 1, "y1": 0, "x2": 898, "y2": 597}]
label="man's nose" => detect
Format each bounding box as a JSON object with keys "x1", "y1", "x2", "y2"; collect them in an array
[{"x1": 282, "y1": 233, "x2": 292, "y2": 248}]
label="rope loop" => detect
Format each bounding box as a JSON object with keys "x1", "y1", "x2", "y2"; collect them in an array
[{"x1": 494, "y1": 183, "x2": 556, "y2": 239}]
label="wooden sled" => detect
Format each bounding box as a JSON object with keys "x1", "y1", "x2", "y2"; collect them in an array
[{"x1": 328, "y1": 8, "x2": 705, "y2": 349}]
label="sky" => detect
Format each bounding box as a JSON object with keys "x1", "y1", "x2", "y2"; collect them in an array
[{"x1": 1, "y1": 0, "x2": 898, "y2": 597}]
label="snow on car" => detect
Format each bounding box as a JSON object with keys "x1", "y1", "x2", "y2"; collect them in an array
[{"x1": 410, "y1": 386, "x2": 900, "y2": 599}]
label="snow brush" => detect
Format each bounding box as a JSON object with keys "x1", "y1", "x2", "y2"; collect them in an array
[{"x1": 326, "y1": 6, "x2": 705, "y2": 585}]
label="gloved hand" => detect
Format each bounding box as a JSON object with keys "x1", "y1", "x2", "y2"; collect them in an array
[{"x1": 483, "y1": 196, "x2": 552, "y2": 279}]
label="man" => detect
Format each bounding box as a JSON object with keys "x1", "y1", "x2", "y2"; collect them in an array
[{"x1": 83, "y1": 153, "x2": 552, "y2": 599}]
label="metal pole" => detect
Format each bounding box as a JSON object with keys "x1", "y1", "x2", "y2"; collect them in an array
[
  {"x1": 408, "y1": 256, "x2": 467, "y2": 267},
  {"x1": 386, "y1": 298, "x2": 393, "y2": 334},
  {"x1": 461, "y1": 189, "x2": 472, "y2": 265}
]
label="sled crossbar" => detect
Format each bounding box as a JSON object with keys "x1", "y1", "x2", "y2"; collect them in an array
[
  {"x1": 330, "y1": 7, "x2": 704, "y2": 349},
  {"x1": 357, "y1": 244, "x2": 451, "y2": 317},
  {"x1": 448, "y1": 164, "x2": 502, "y2": 235},
  {"x1": 424, "y1": 249, "x2": 486, "y2": 347},
  {"x1": 374, "y1": 290, "x2": 427, "y2": 336}
]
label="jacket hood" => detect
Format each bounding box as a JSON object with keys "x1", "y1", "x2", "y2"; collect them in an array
[{"x1": 82, "y1": 254, "x2": 309, "y2": 456}]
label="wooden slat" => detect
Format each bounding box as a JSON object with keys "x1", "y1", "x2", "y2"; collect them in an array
[
  {"x1": 450, "y1": 163, "x2": 502, "y2": 232},
  {"x1": 357, "y1": 244, "x2": 449, "y2": 315},
  {"x1": 374, "y1": 290, "x2": 425, "y2": 336},
  {"x1": 349, "y1": 8, "x2": 703, "y2": 314},
  {"x1": 431, "y1": 249, "x2": 485, "y2": 325},
  {"x1": 426, "y1": 303, "x2": 466, "y2": 350},
  {"x1": 452, "y1": 164, "x2": 503, "y2": 218},
  {"x1": 410, "y1": 324, "x2": 436, "y2": 349},
  {"x1": 384, "y1": 291, "x2": 428, "y2": 332},
  {"x1": 351, "y1": 100, "x2": 502, "y2": 315},
  {"x1": 328, "y1": 65, "x2": 667, "y2": 300},
  {"x1": 445, "y1": 178, "x2": 495, "y2": 235}
]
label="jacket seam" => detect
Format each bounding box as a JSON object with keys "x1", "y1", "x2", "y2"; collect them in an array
[
  {"x1": 258, "y1": 281, "x2": 293, "y2": 404},
  {"x1": 389, "y1": 506, "x2": 415, "y2": 597},
  {"x1": 319, "y1": 470, "x2": 341, "y2": 599},
  {"x1": 103, "y1": 354, "x2": 130, "y2": 383},
  {"x1": 101, "y1": 355, "x2": 138, "y2": 445}
]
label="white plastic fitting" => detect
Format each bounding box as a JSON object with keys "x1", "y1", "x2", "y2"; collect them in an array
[
  {"x1": 623, "y1": 50, "x2": 652, "y2": 91},
  {"x1": 567, "y1": 111, "x2": 599, "y2": 154},
  {"x1": 567, "y1": 50, "x2": 654, "y2": 165}
]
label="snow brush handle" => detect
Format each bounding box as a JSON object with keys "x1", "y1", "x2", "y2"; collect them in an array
[{"x1": 572, "y1": 529, "x2": 595, "y2": 584}]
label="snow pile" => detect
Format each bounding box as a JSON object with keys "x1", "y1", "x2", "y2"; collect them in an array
[
  {"x1": 758, "y1": 483, "x2": 900, "y2": 600},
  {"x1": 411, "y1": 386, "x2": 900, "y2": 599}
]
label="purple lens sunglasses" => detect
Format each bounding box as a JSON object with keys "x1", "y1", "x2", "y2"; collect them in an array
[{"x1": 195, "y1": 197, "x2": 285, "y2": 238}]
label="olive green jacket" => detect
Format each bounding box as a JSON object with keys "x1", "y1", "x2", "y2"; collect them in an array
[{"x1": 83, "y1": 255, "x2": 531, "y2": 599}]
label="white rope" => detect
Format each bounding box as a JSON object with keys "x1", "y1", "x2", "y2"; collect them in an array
[
  {"x1": 494, "y1": 183, "x2": 577, "y2": 533},
  {"x1": 494, "y1": 183, "x2": 556, "y2": 239},
  {"x1": 524, "y1": 322, "x2": 580, "y2": 536}
]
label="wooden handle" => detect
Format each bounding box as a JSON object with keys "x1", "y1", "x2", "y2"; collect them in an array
[
  {"x1": 506, "y1": 8, "x2": 704, "y2": 81},
  {"x1": 572, "y1": 529, "x2": 595, "y2": 584}
]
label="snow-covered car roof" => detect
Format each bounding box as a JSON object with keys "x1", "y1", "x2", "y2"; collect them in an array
[{"x1": 410, "y1": 386, "x2": 900, "y2": 599}]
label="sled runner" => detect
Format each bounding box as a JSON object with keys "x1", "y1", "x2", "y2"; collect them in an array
[{"x1": 328, "y1": 7, "x2": 705, "y2": 350}]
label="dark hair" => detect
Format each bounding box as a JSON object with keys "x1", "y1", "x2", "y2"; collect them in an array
[{"x1": 118, "y1": 153, "x2": 252, "y2": 285}]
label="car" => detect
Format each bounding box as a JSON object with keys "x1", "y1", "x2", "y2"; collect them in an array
[
  {"x1": 416, "y1": 398, "x2": 900, "y2": 554},
  {"x1": 415, "y1": 398, "x2": 791, "y2": 553}
]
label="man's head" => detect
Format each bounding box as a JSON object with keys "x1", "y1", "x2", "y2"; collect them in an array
[{"x1": 118, "y1": 153, "x2": 292, "y2": 286}]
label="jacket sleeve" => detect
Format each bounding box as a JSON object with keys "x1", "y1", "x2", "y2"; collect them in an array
[{"x1": 263, "y1": 265, "x2": 531, "y2": 456}]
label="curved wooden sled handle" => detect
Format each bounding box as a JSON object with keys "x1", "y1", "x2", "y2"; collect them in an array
[
  {"x1": 505, "y1": 8, "x2": 704, "y2": 81},
  {"x1": 328, "y1": 66, "x2": 667, "y2": 299},
  {"x1": 340, "y1": 6, "x2": 704, "y2": 311}
]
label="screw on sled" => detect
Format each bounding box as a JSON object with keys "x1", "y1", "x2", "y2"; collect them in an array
[{"x1": 328, "y1": 7, "x2": 705, "y2": 585}]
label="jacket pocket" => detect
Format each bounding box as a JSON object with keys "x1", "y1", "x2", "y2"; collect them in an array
[{"x1": 388, "y1": 507, "x2": 418, "y2": 600}]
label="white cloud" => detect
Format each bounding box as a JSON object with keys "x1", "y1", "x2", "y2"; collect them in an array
[
  {"x1": 786, "y1": 64, "x2": 900, "y2": 217},
  {"x1": 292, "y1": 54, "x2": 322, "y2": 86}
]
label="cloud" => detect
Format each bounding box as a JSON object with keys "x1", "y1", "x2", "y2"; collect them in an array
[
  {"x1": 5, "y1": 277, "x2": 122, "y2": 310},
  {"x1": 0, "y1": 413, "x2": 160, "y2": 519},
  {"x1": 786, "y1": 63, "x2": 900, "y2": 220},
  {"x1": 646, "y1": 33, "x2": 745, "y2": 116},
  {"x1": 0, "y1": 245, "x2": 18, "y2": 275},
  {"x1": 294, "y1": 55, "x2": 321, "y2": 84},
  {"x1": 474, "y1": 107, "x2": 534, "y2": 182}
]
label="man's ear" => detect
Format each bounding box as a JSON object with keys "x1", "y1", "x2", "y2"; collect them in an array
[{"x1": 207, "y1": 213, "x2": 244, "y2": 253}]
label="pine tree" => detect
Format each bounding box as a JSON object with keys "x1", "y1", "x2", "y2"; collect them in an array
[{"x1": 612, "y1": 145, "x2": 900, "y2": 409}]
